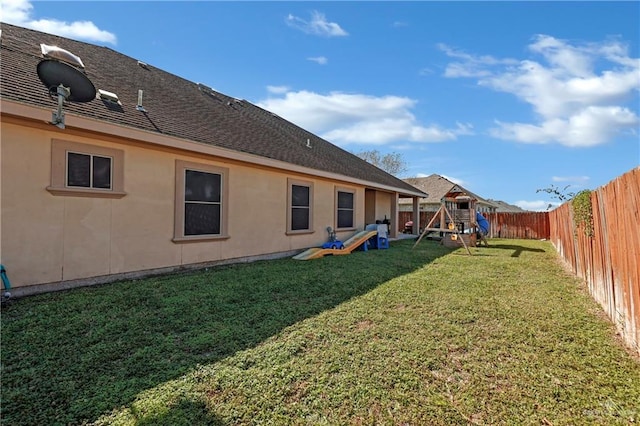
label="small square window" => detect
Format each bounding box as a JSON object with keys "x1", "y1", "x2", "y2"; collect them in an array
[
  {"x1": 66, "y1": 152, "x2": 112, "y2": 190},
  {"x1": 48, "y1": 140, "x2": 124, "y2": 198}
]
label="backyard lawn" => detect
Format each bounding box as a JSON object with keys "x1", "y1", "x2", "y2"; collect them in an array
[{"x1": 1, "y1": 238, "x2": 638, "y2": 425}]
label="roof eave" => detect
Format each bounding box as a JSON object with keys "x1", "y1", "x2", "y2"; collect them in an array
[{"x1": 1, "y1": 99, "x2": 427, "y2": 197}]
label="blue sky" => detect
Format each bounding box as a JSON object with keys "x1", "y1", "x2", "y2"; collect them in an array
[{"x1": 3, "y1": 1, "x2": 639, "y2": 210}]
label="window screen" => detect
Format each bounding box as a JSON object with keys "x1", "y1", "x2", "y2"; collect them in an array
[
  {"x1": 184, "y1": 170, "x2": 222, "y2": 236},
  {"x1": 291, "y1": 184, "x2": 310, "y2": 230},
  {"x1": 67, "y1": 152, "x2": 112, "y2": 189},
  {"x1": 337, "y1": 191, "x2": 354, "y2": 228}
]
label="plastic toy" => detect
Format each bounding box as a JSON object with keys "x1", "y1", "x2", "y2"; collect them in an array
[{"x1": 321, "y1": 226, "x2": 345, "y2": 249}]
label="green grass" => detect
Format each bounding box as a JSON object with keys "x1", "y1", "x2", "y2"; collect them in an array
[{"x1": 1, "y1": 239, "x2": 638, "y2": 425}]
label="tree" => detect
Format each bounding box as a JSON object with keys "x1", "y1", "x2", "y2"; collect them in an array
[
  {"x1": 354, "y1": 150, "x2": 408, "y2": 177},
  {"x1": 536, "y1": 184, "x2": 576, "y2": 210}
]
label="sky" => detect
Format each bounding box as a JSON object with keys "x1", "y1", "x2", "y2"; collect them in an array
[{"x1": 2, "y1": 0, "x2": 639, "y2": 210}]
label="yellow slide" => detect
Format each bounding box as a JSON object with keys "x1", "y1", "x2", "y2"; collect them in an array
[{"x1": 292, "y1": 230, "x2": 378, "y2": 260}]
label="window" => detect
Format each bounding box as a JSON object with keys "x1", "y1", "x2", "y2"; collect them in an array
[
  {"x1": 67, "y1": 152, "x2": 112, "y2": 189},
  {"x1": 336, "y1": 188, "x2": 355, "y2": 229},
  {"x1": 287, "y1": 179, "x2": 313, "y2": 234},
  {"x1": 174, "y1": 161, "x2": 229, "y2": 242},
  {"x1": 48, "y1": 139, "x2": 125, "y2": 198}
]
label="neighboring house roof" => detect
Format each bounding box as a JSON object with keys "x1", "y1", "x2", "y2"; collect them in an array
[
  {"x1": 486, "y1": 199, "x2": 527, "y2": 213},
  {"x1": 0, "y1": 23, "x2": 425, "y2": 198},
  {"x1": 399, "y1": 174, "x2": 495, "y2": 207}
]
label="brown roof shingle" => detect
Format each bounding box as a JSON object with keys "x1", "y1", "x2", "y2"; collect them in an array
[
  {"x1": 0, "y1": 23, "x2": 425, "y2": 197},
  {"x1": 401, "y1": 174, "x2": 495, "y2": 206}
]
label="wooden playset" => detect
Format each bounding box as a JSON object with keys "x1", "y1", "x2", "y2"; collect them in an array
[{"x1": 412, "y1": 189, "x2": 487, "y2": 255}]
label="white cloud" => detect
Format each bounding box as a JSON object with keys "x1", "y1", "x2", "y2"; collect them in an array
[
  {"x1": 307, "y1": 56, "x2": 328, "y2": 65},
  {"x1": 257, "y1": 90, "x2": 473, "y2": 146},
  {"x1": 286, "y1": 11, "x2": 348, "y2": 37},
  {"x1": 490, "y1": 106, "x2": 638, "y2": 147},
  {"x1": 440, "y1": 174, "x2": 465, "y2": 186},
  {"x1": 552, "y1": 175, "x2": 590, "y2": 184},
  {"x1": 441, "y1": 35, "x2": 640, "y2": 147},
  {"x1": 267, "y1": 85, "x2": 291, "y2": 94},
  {"x1": 438, "y1": 43, "x2": 517, "y2": 78},
  {"x1": 1, "y1": 0, "x2": 117, "y2": 44},
  {"x1": 514, "y1": 200, "x2": 560, "y2": 212}
]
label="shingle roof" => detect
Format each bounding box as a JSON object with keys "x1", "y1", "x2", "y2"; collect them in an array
[
  {"x1": 0, "y1": 23, "x2": 425, "y2": 197},
  {"x1": 400, "y1": 174, "x2": 494, "y2": 206},
  {"x1": 486, "y1": 199, "x2": 527, "y2": 212}
]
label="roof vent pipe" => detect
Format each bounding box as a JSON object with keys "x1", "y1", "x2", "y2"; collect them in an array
[
  {"x1": 306, "y1": 138, "x2": 312, "y2": 148},
  {"x1": 136, "y1": 89, "x2": 147, "y2": 112}
]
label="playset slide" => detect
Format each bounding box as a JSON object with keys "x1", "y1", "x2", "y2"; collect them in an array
[{"x1": 292, "y1": 230, "x2": 378, "y2": 261}]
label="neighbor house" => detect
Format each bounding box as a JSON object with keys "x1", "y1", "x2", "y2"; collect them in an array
[
  {"x1": 399, "y1": 174, "x2": 497, "y2": 213},
  {"x1": 0, "y1": 23, "x2": 425, "y2": 296},
  {"x1": 486, "y1": 199, "x2": 527, "y2": 213}
]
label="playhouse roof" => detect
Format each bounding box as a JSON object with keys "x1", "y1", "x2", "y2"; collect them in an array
[{"x1": 400, "y1": 174, "x2": 494, "y2": 205}]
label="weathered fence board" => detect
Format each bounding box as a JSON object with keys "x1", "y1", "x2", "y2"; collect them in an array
[
  {"x1": 398, "y1": 211, "x2": 549, "y2": 239},
  {"x1": 550, "y1": 167, "x2": 639, "y2": 355},
  {"x1": 485, "y1": 212, "x2": 550, "y2": 239},
  {"x1": 399, "y1": 169, "x2": 638, "y2": 355}
]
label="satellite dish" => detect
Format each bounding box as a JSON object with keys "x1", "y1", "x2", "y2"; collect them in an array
[
  {"x1": 36, "y1": 59, "x2": 96, "y2": 129},
  {"x1": 36, "y1": 60, "x2": 96, "y2": 102}
]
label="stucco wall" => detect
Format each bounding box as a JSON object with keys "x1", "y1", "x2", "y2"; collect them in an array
[{"x1": 1, "y1": 122, "x2": 367, "y2": 288}]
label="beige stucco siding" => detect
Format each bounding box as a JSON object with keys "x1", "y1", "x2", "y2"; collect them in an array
[
  {"x1": 1, "y1": 126, "x2": 65, "y2": 284},
  {"x1": 109, "y1": 148, "x2": 181, "y2": 274},
  {"x1": 1, "y1": 122, "x2": 369, "y2": 289},
  {"x1": 374, "y1": 192, "x2": 393, "y2": 222}
]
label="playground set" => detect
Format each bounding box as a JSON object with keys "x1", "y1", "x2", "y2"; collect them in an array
[
  {"x1": 293, "y1": 224, "x2": 390, "y2": 261},
  {"x1": 412, "y1": 189, "x2": 489, "y2": 255}
]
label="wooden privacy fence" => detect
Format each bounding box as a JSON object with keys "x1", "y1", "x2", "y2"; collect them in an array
[
  {"x1": 398, "y1": 211, "x2": 550, "y2": 239},
  {"x1": 485, "y1": 212, "x2": 549, "y2": 239},
  {"x1": 549, "y1": 167, "x2": 640, "y2": 356},
  {"x1": 398, "y1": 212, "x2": 437, "y2": 232}
]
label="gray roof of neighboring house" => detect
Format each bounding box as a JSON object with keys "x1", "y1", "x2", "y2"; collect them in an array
[
  {"x1": 0, "y1": 23, "x2": 425, "y2": 197},
  {"x1": 486, "y1": 199, "x2": 528, "y2": 212},
  {"x1": 400, "y1": 174, "x2": 495, "y2": 206}
]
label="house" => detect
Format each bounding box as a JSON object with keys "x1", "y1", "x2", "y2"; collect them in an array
[
  {"x1": 486, "y1": 199, "x2": 527, "y2": 213},
  {"x1": 399, "y1": 174, "x2": 497, "y2": 213},
  {"x1": 0, "y1": 23, "x2": 426, "y2": 296}
]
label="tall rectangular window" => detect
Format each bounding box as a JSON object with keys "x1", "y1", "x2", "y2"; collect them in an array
[
  {"x1": 184, "y1": 170, "x2": 221, "y2": 236},
  {"x1": 287, "y1": 179, "x2": 313, "y2": 234},
  {"x1": 336, "y1": 189, "x2": 355, "y2": 229},
  {"x1": 291, "y1": 185, "x2": 310, "y2": 230},
  {"x1": 174, "y1": 161, "x2": 229, "y2": 241}
]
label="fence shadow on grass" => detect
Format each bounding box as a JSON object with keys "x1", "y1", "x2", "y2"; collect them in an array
[
  {"x1": 487, "y1": 243, "x2": 546, "y2": 258},
  {"x1": 0, "y1": 239, "x2": 450, "y2": 425}
]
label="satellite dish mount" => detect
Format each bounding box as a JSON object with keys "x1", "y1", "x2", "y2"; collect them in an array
[{"x1": 52, "y1": 84, "x2": 71, "y2": 129}]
